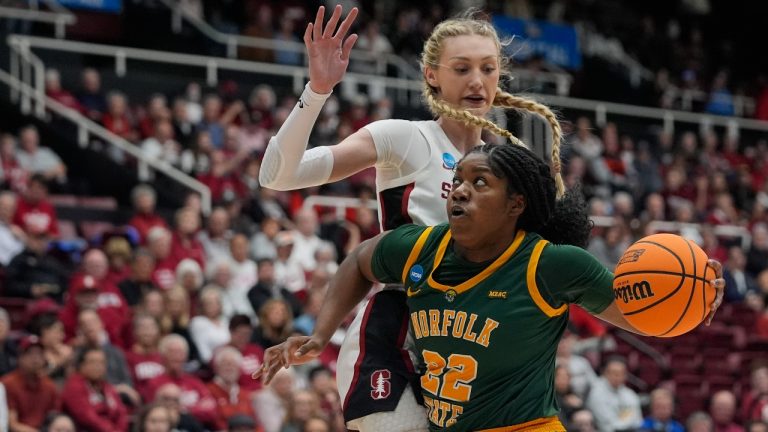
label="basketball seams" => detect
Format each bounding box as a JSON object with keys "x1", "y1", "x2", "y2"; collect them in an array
[
  {"x1": 613, "y1": 270, "x2": 710, "y2": 284},
  {"x1": 658, "y1": 239, "x2": 698, "y2": 336},
  {"x1": 621, "y1": 274, "x2": 684, "y2": 316}
]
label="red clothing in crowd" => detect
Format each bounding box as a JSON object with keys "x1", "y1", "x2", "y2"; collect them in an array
[
  {"x1": 102, "y1": 113, "x2": 137, "y2": 142},
  {"x1": 568, "y1": 305, "x2": 607, "y2": 338},
  {"x1": 125, "y1": 350, "x2": 165, "y2": 402},
  {"x1": 169, "y1": 232, "x2": 206, "y2": 270},
  {"x1": 146, "y1": 373, "x2": 219, "y2": 428},
  {"x1": 13, "y1": 196, "x2": 59, "y2": 237},
  {"x1": 127, "y1": 212, "x2": 168, "y2": 244},
  {"x1": 152, "y1": 257, "x2": 178, "y2": 290},
  {"x1": 206, "y1": 378, "x2": 258, "y2": 431},
  {"x1": 0, "y1": 158, "x2": 28, "y2": 193},
  {"x1": 61, "y1": 373, "x2": 128, "y2": 432},
  {"x1": 47, "y1": 89, "x2": 85, "y2": 114},
  {"x1": 196, "y1": 171, "x2": 248, "y2": 203},
  {"x1": 60, "y1": 275, "x2": 131, "y2": 347},
  {"x1": 1, "y1": 369, "x2": 60, "y2": 429},
  {"x1": 238, "y1": 343, "x2": 264, "y2": 392}
]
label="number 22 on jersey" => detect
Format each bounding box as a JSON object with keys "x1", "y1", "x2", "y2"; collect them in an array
[{"x1": 421, "y1": 350, "x2": 478, "y2": 427}]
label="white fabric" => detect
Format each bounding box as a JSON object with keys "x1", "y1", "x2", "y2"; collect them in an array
[
  {"x1": 289, "y1": 231, "x2": 323, "y2": 272},
  {"x1": 346, "y1": 385, "x2": 428, "y2": 432},
  {"x1": 0, "y1": 224, "x2": 24, "y2": 266},
  {"x1": 222, "y1": 259, "x2": 258, "y2": 320},
  {"x1": 274, "y1": 258, "x2": 306, "y2": 293},
  {"x1": 585, "y1": 377, "x2": 643, "y2": 432},
  {"x1": 258, "y1": 84, "x2": 335, "y2": 190},
  {"x1": 188, "y1": 316, "x2": 230, "y2": 363}
]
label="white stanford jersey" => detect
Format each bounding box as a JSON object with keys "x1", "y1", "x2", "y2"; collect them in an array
[{"x1": 365, "y1": 120, "x2": 466, "y2": 230}]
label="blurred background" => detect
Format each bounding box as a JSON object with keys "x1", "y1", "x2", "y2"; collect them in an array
[{"x1": 0, "y1": 0, "x2": 766, "y2": 431}]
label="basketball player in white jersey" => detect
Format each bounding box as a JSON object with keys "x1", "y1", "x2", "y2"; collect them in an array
[{"x1": 257, "y1": 5, "x2": 566, "y2": 431}]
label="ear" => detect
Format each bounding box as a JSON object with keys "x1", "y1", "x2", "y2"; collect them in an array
[
  {"x1": 507, "y1": 194, "x2": 525, "y2": 218},
  {"x1": 424, "y1": 67, "x2": 440, "y2": 90}
]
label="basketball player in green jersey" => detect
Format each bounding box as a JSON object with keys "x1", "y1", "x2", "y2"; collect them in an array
[{"x1": 258, "y1": 143, "x2": 726, "y2": 431}]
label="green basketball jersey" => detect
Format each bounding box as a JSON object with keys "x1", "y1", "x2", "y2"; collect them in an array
[{"x1": 371, "y1": 224, "x2": 614, "y2": 431}]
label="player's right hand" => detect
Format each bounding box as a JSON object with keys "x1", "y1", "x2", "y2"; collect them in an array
[
  {"x1": 253, "y1": 335, "x2": 327, "y2": 384},
  {"x1": 305, "y1": 5, "x2": 359, "y2": 94}
]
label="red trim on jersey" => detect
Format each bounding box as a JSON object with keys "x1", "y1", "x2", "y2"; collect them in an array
[
  {"x1": 400, "y1": 182, "x2": 415, "y2": 224},
  {"x1": 377, "y1": 190, "x2": 388, "y2": 231},
  {"x1": 343, "y1": 296, "x2": 378, "y2": 412},
  {"x1": 397, "y1": 308, "x2": 415, "y2": 373}
]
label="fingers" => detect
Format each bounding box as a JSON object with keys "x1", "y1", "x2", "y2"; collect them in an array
[
  {"x1": 313, "y1": 6, "x2": 325, "y2": 41},
  {"x1": 323, "y1": 5, "x2": 343, "y2": 39},
  {"x1": 707, "y1": 259, "x2": 724, "y2": 278},
  {"x1": 334, "y1": 7, "x2": 359, "y2": 40},
  {"x1": 706, "y1": 278, "x2": 725, "y2": 325},
  {"x1": 341, "y1": 34, "x2": 359, "y2": 61},
  {"x1": 304, "y1": 23, "x2": 313, "y2": 46}
]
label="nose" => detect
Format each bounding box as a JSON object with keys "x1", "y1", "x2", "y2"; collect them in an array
[
  {"x1": 451, "y1": 181, "x2": 470, "y2": 202},
  {"x1": 468, "y1": 68, "x2": 483, "y2": 90}
]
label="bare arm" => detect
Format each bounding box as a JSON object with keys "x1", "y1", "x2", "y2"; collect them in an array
[{"x1": 256, "y1": 231, "x2": 386, "y2": 383}]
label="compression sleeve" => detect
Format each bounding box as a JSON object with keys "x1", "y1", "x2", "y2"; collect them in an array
[
  {"x1": 258, "y1": 83, "x2": 335, "y2": 190},
  {"x1": 535, "y1": 244, "x2": 616, "y2": 314}
]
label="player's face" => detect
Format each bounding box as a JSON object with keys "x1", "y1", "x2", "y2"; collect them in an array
[
  {"x1": 425, "y1": 35, "x2": 500, "y2": 116},
  {"x1": 448, "y1": 153, "x2": 524, "y2": 251}
]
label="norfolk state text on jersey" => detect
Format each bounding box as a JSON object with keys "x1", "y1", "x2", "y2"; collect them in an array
[{"x1": 410, "y1": 309, "x2": 500, "y2": 348}]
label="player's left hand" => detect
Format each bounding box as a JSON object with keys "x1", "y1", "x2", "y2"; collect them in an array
[{"x1": 705, "y1": 259, "x2": 726, "y2": 325}]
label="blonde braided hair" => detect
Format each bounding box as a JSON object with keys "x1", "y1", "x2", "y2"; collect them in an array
[{"x1": 420, "y1": 15, "x2": 565, "y2": 198}]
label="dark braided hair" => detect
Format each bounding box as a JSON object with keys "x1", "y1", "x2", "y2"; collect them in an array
[{"x1": 464, "y1": 144, "x2": 592, "y2": 247}]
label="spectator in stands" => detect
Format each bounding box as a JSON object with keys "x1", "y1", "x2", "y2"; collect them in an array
[
  {"x1": 148, "y1": 226, "x2": 177, "y2": 290},
  {"x1": 248, "y1": 258, "x2": 302, "y2": 321},
  {"x1": 44, "y1": 69, "x2": 84, "y2": 114},
  {"x1": 118, "y1": 249, "x2": 158, "y2": 305},
  {"x1": 176, "y1": 258, "x2": 204, "y2": 296},
  {"x1": 585, "y1": 356, "x2": 643, "y2": 432},
  {"x1": 273, "y1": 17, "x2": 302, "y2": 66},
  {"x1": 273, "y1": 232, "x2": 307, "y2": 294},
  {"x1": 102, "y1": 91, "x2": 139, "y2": 143},
  {"x1": 747, "y1": 223, "x2": 768, "y2": 277},
  {"x1": 5, "y1": 223, "x2": 68, "y2": 301},
  {"x1": 61, "y1": 249, "x2": 130, "y2": 346},
  {"x1": 77, "y1": 68, "x2": 107, "y2": 122},
  {"x1": 125, "y1": 314, "x2": 165, "y2": 402},
  {"x1": 247, "y1": 84, "x2": 276, "y2": 132},
  {"x1": 289, "y1": 208, "x2": 322, "y2": 272},
  {"x1": 554, "y1": 364, "x2": 583, "y2": 426},
  {"x1": 724, "y1": 246, "x2": 758, "y2": 303},
  {"x1": 128, "y1": 184, "x2": 169, "y2": 244},
  {"x1": 0, "y1": 133, "x2": 28, "y2": 193},
  {"x1": 159, "y1": 286, "x2": 200, "y2": 366},
  {"x1": 225, "y1": 233, "x2": 258, "y2": 319},
  {"x1": 1, "y1": 335, "x2": 59, "y2": 431},
  {"x1": 172, "y1": 97, "x2": 196, "y2": 150},
  {"x1": 293, "y1": 289, "x2": 323, "y2": 336},
  {"x1": 709, "y1": 390, "x2": 744, "y2": 432},
  {"x1": 587, "y1": 222, "x2": 632, "y2": 268},
  {"x1": 103, "y1": 234, "x2": 133, "y2": 286},
  {"x1": 206, "y1": 346, "x2": 257, "y2": 431},
  {"x1": 252, "y1": 299, "x2": 293, "y2": 350},
  {"x1": 687, "y1": 411, "x2": 715, "y2": 432},
  {"x1": 42, "y1": 413, "x2": 76, "y2": 432},
  {"x1": 198, "y1": 206, "x2": 232, "y2": 264},
  {"x1": 180, "y1": 130, "x2": 213, "y2": 176},
  {"x1": 748, "y1": 422, "x2": 768, "y2": 432},
  {"x1": 351, "y1": 21, "x2": 393, "y2": 76},
  {"x1": 280, "y1": 389, "x2": 323, "y2": 432},
  {"x1": 225, "y1": 314, "x2": 264, "y2": 393},
  {"x1": 0, "y1": 308, "x2": 17, "y2": 376},
  {"x1": 254, "y1": 368, "x2": 294, "y2": 432},
  {"x1": 169, "y1": 207, "x2": 205, "y2": 270},
  {"x1": 74, "y1": 309, "x2": 139, "y2": 406},
  {"x1": 13, "y1": 174, "x2": 59, "y2": 238},
  {"x1": 570, "y1": 409, "x2": 597, "y2": 432},
  {"x1": 701, "y1": 225, "x2": 729, "y2": 264},
  {"x1": 0, "y1": 191, "x2": 25, "y2": 266},
  {"x1": 61, "y1": 346, "x2": 129, "y2": 432},
  {"x1": 198, "y1": 94, "x2": 236, "y2": 150},
  {"x1": 641, "y1": 388, "x2": 684, "y2": 432},
  {"x1": 16, "y1": 126, "x2": 66, "y2": 184},
  {"x1": 706, "y1": 71, "x2": 736, "y2": 116},
  {"x1": 556, "y1": 332, "x2": 597, "y2": 398},
  {"x1": 135, "y1": 403, "x2": 173, "y2": 432},
  {"x1": 239, "y1": 3, "x2": 274, "y2": 62},
  {"x1": 250, "y1": 216, "x2": 279, "y2": 261},
  {"x1": 147, "y1": 335, "x2": 218, "y2": 428},
  {"x1": 189, "y1": 287, "x2": 230, "y2": 364},
  {"x1": 140, "y1": 119, "x2": 181, "y2": 180},
  {"x1": 28, "y1": 312, "x2": 72, "y2": 381},
  {"x1": 154, "y1": 382, "x2": 206, "y2": 432},
  {"x1": 139, "y1": 94, "x2": 171, "y2": 139},
  {"x1": 742, "y1": 365, "x2": 768, "y2": 423}
]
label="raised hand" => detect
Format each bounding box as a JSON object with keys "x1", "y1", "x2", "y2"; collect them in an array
[
  {"x1": 305, "y1": 5, "x2": 359, "y2": 94},
  {"x1": 705, "y1": 259, "x2": 726, "y2": 325}
]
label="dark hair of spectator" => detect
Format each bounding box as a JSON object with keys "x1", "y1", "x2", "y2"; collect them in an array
[
  {"x1": 75, "y1": 345, "x2": 104, "y2": 368},
  {"x1": 228, "y1": 314, "x2": 253, "y2": 331}
]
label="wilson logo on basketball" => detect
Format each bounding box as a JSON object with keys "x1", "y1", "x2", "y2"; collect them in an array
[
  {"x1": 618, "y1": 249, "x2": 646, "y2": 265},
  {"x1": 613, "y1": 280, "x2": 655, "y2": 303},
  {"x1": 370, "y1": 369, "x2": 391, "y2": 400}
]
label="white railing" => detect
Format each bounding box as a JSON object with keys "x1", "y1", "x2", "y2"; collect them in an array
[
  {"x1": 0, "y1": 2, "x2": 75, "y2": 38},
  {"x1": 0, "y1": 67, "x2": 212, "y2": 215},
  {"x1": 302, "y1": 196, "x2": 378, "y2": 220},
  {"x1": 646, "y1": 221, "x2": 752, "y2": 250}
]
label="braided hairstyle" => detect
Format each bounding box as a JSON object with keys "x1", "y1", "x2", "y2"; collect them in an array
[
  {"x1": 466, "y1": 144, "x2": 592, "y2": 247},
  {"x1": 421, "y1": 14, "x2": 565, "y2": 197}
]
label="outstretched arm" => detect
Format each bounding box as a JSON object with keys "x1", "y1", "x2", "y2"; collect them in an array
[
  {"x1": 256, "y1": 232, "x2": 387, "y2": 383},
  {"x1": 259, "y1": 5, "x2": 379, "y2": 191}
]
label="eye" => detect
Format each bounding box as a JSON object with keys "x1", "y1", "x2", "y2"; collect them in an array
[
  {"x1": 474, "y1": 177, "x2": 488, "y2": 187},
  {"x1": 453, "y1": 66, "x2": 469, "y2": 74},
  {"x1": 483, "y1": 65, "x2": 497, "y2": 74},
  {"x1": 451, "y1": 176, "x2": 462, "y2": 188}
]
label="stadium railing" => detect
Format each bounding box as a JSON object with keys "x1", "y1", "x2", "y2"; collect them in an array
[
  {"x1": 0, "y1": 66, "x2": 212, "y2": 215},
  {"x1": 0, "y1": 0, "x2": 75, "y2": 38}
]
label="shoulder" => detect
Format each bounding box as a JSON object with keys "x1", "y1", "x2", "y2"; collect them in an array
[{"x1": 363, "y1": 119, "x2": 423, "y2": 139}]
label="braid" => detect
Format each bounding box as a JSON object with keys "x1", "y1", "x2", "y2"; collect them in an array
[
  {"x1": 422, "y1": 83, "x2": 525, "y2": 147},
  {"x1": 493, "y1": 90, "x2": 565, "y2": 198}
]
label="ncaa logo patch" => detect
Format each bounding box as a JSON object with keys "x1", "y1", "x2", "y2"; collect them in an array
[
  {"x1": 442, "y1": 152, "x2": 456, "y2": 169},
  {"x1": 409, "y1": 264, "x2": 424, "y2": 282},
  {"x1": 370, "y1": 369, "x2": 391, "y2": 400}
]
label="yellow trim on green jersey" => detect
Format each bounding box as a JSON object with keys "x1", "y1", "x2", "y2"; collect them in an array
[
  {"x1": 526, "y1": 240, "x2": 568, "y2": 317},
  {"x1": 477, "y1": 415, "x2": 565, "y2": 431},
  {"x1": 427, "y1": 229, "x2": 527, "y2": 295},
  {"x1": 401, "y1": 226, "x2": 435, "y2": 284}
]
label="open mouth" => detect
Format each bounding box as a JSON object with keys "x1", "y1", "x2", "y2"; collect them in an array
[
  {"x1": 450, "y1": 206, "x2": 467, "y2": 218},
  {"x1": 463, "y1": 95, "x2": 485, "y2": 105}
]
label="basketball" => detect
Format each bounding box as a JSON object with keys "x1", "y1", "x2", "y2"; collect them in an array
[{"x1": 613, "y1": 233, "x2": 717, "y2": 337}]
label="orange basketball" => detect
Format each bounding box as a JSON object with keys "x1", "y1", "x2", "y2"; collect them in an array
[{"x1": 613, "y1": 233, "x2": 717, "y2": 337}]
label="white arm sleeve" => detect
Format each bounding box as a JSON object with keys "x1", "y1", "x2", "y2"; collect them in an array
[{"x1": 259, "y1": 84, "x2": 335, "y2": 190}]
